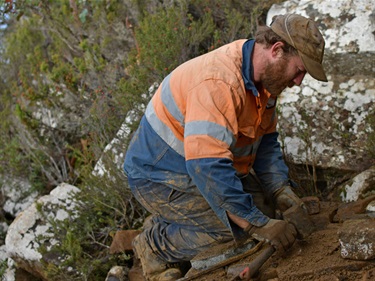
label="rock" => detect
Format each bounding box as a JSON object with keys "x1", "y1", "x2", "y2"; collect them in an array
[
  {"x1": 259, "y1": 268, "x2": 278, "y2": 281},
  {"x1": 2, "y1": 258, "x2": 16, "y2": 281},
  {"x1": 105, "y1": 266, "x2": 128, "y2": 281},
  {"x1": 366, "y1": 200, "x2": 375, "y2": 215},
  {"x1": 109, "y1": 229, "x2": 141, "y2": 254},
  {"x1": 302, "y1": 196, "x2": 320, "y2": 215},
  {"x1": 283, "y1": 205, "x2": 316, "y2": 239},
  {"x1": 338, "y1": 218, "x2": 375, "y2": 260},
  {"x1": 2, "y1": 178, "x2": 38, "y2": 218},
  {"x1": 5, "y1": 183, "x2": 80, "y2": 280},
  {"x1": 362, "y1": 268, "x2": 375, "y2": 280},
  {"x1": 340, "y1": 166, "x2": 375, "y2": 202},
  {"x1": 268, "y1": 0, "x2": 375, "y2": 173},
  {"x1": 333, "y1": 195, "x2": 375, "y2": 222},
  {"x1": 14, "y1": 267, "x2": 42, "y2": 281}
]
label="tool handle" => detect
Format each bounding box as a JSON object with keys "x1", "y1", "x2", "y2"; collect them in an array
[{"x1": 228, "y1": 244, "x2": 275, "y2": 280}]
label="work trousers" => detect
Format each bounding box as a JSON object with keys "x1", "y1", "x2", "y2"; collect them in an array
[{"x1": 129, "y1": 172, "x2": 275, "y2": 263}]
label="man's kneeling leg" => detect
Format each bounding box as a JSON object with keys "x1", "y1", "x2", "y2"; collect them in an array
[{"x1": 133, "y1": 231, "x2": 182, "y2": 281}]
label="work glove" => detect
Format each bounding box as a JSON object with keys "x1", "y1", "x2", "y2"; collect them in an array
[
  {"x1": 274, "y1": 186, "x2": 315, "y2": 239},
  {"x1": 245, "y1": 219, "x2": 297, "y2": 252},
  {"x1": 273, "y1": 185, "x2": 306, "y2": 213}
]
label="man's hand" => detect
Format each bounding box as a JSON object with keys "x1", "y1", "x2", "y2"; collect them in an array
[
  {"x1": 245, "y1": 219, "x2": 297, "y2": 252},
  {"x1": 274, "y1": 185, "x2": 306, "y2": 212},
  {"x1": 274, "y1": 186, "x2": 315, "y2": 239}
]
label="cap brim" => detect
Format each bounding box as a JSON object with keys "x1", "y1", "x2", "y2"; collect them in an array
[{"x1": 299, "y1": 52, "x2": 328, "y2": 82}]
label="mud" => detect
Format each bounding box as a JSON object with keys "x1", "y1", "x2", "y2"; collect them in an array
[{"x1": 187, "y1": 201, "x2": 375, "y2": 280}]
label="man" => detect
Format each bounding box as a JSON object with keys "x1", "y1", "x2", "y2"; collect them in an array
[{"x1": 124, "y1": 13, "x2": 327, "y2": 281}]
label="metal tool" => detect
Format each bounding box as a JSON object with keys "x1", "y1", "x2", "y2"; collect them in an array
[
  {"x1": 190, "y1": 238, "x2": 257, "y2": 270},
  {"x1": 177, "y1": 241, "x2": 264, "y2": 281}
]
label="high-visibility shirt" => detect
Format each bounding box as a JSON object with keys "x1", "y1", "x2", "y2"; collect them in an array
[{"x1": 124, "y1": 39, "x2": 290, "y2": 232}]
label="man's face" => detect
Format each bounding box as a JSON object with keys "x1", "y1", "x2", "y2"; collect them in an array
[{"x1": 261, "y1": 54, "x2": 306, "y2": 96}]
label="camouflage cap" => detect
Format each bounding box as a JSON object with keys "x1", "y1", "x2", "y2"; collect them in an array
[{"x1": 270, "y1": 14, "x2": 328, "y2": 82}]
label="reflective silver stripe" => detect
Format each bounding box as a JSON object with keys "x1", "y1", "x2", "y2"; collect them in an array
[
  {"x1": 231, "y1": 137, "x2": 262, "y2": 157},
  {"x1": 145, "y1": 101, "x2": 185, "y2": 156},
  {"x1": 160, "y1": 73, "x2": 185, "y2": 126},
  {"x1": 185, "y1": 121, "x2": 235, "y2": 147}
]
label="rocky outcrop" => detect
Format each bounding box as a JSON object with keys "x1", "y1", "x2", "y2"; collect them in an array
[
  {"x1": 5, "y1": 183, "x2": 80, "y2": 280},
  {"x1": 268, "y1": 0, "x2": 375, "y2": 174}
]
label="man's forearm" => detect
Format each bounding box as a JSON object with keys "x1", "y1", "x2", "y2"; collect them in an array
[{"x1": 226, "y1": 211, "x2": 252, "y2": 229}]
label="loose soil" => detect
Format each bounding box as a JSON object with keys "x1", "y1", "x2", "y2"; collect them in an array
[{"x1": 185, "y1": 201, "x2": 375, "y2": 281}]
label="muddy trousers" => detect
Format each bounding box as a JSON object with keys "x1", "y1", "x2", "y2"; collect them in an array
[{"x1": 129, "y1": 173, "x2": 275, "y2": 263}]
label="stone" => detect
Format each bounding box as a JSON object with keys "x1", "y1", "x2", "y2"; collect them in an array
[
  {"x1": 338, "y1": 218, "x2": 375, "y2": 260},
  {"x1": 105, "y1": 266, "x2": 128, "y2": 281},
  {"x1": 259, "y1": 268, "x2": 278, "y2": 281},
  {"x1": 2, "y1": 178, "x2": 38, "y2": 218},
  {"x1": 333, "y1": 195, "x2": 375, "y2": 222},
  {"x1": 366, "y1": 200, "x2": 375, "y2": 215},
  {"x1": 362, "y1": 268, "x2": 375, "y2": 280},
  {"x1": 283, "y1": 205, "x2": 316, "y2": 239},
  {"x1": 5, "y1": 183, "x2": 80, "y2": 279},
  {"x1": 302, "y1": 196, "x2": 320, "y2": 215},
  {"x1": 268, "y1": 0, "x2": 375, "y2": 173},
  {"x1": 340, "y1": 166, "x2": 375, "y2": 202},
  {"x1": 109, "y1": 229, "x2": 141, "y2": 254}
]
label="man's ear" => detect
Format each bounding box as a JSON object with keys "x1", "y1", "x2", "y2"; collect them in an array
[{"x1": 270, "y1": 42, "x2": 285, "y2": 59}]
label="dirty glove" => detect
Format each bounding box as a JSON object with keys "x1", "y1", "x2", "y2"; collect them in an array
[
  {"x1": 274, "y1": 186, "x2": 315, "y2": 239},
  {"x1": 245, "y1": 219, "x2": 297, "y2": 252},
  {"x1": 273, "y1": 185, "x2": 306, "y2": 213}
]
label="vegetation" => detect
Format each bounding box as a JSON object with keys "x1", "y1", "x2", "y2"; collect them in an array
[
  {"x1": 365, "y1": 109, "x2": 375, "y2": 159},
  {"x1": 0, "y1": 0, "x2": 281, "y2": 279}
]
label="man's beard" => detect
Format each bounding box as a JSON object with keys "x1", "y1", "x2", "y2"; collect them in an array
[{"x1": 261, "y1": 58, "x2": 292, "y2": 96}]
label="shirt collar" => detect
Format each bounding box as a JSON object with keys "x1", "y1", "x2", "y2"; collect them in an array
[{"x1": 241, "y1": 39, "x2": 258, "y2": 97}]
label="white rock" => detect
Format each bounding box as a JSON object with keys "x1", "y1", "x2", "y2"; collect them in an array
[
  {"x1": 269, "y1": 0, "x2": 375, "y2": 170},
  {"x1": 367, "y1": 200, "x2": 375, "y2": 213},
  {"x1": 340, "y1": 167, "x2": 375, "y2": 202},
  {"x1": 268, "y1": 0, "x2": 375, "y2": 53},
  {"x1": 1, "y1": 179, "x2": 38, "y2": 217},
  {"x1": 5, "y1": 183, "x2": 80, "y2": 275}
]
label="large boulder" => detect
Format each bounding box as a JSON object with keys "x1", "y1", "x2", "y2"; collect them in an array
[{"x1": 268, "y1": 0, "x2": 375, "y2": 175}]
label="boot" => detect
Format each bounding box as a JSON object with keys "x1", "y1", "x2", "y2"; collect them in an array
[{"x1": 133, "y1": 232, "x2": 182, "y2": 281}]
